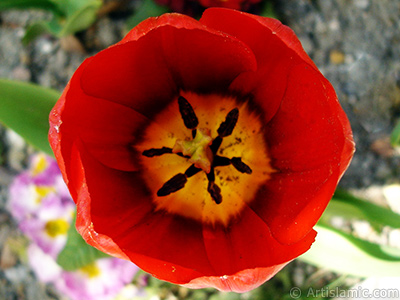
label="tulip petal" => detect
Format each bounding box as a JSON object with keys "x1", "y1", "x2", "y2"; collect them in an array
[
  {"x1": 65, "y1": 140, "x2": 129, "y2": 260},
  {"x1": 197, "y1": 205, "x2": 316, "y2": 292},
  {"x1": 250, "y1": 64, "x2": 354, "y2": 244},
  {"x1": 60, "y1": 136, "x2": 317, "y2": 291},
  {"x1": 50, "y1": 58, "x2": 160, "y2": 172},
  {"x1": 183, "y1": 263, "x2": 288, "y2": 293},
  {"x1": 200, "y1": 9, "x2": 354, "y2": 244},
  {"x1": 200, "y1": 8, "x2": 317, "y2": 123},
  {"x1": 80, "y1": 13, "x2": 257, "y2": 118},
  {"x1": 200, "y1": 8, "x2": 317, "y2": 70},
  {"x1": 68, "y1": 139, "x2": 218, "y2": 281},
  {"x1": 202, "y1": 205, "x2": 316, "y2": 273}
]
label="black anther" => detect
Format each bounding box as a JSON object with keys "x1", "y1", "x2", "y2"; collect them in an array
[
  {"x1": 231, "y1": 157, "x2": 252, "y2": 174},
  {"x1": 142, "y1": 147, "x2": 173, "y2": 157},
  {"x1": 178, "y1": 96, "x2": 199, "y2": 130},
  {"x1": 217, "y1": 108, "x2": 239, "y2": 137},
  {"x1": 206, "y1": 168, "x2": 222, "y2": 204},
  {"x1": 157, "y1": 173, "x2": 187, "y2": 196},
  {"x1": 214, "y1": 156, "x2": 231, "y2": 167},
  {"x1": 208, "y1": 181, "x2": 222, "y2": 204}
]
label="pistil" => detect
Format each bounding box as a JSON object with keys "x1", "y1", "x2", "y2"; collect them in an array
[{"x1": 173, "y1": 128, "x2": 213, "y2": 173}]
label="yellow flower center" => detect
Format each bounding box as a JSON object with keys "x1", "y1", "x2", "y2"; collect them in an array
[
  {"x1": 34, "y1": 186, "x2": 55, "y2": 204},
  {"x1": 31, "y1": 154, "x2": 48, "y2": 176},
  {"x1": 136, "y1": 92, "x2": 274, "y2": 226},
  {"x1": 45, "y1": 219, "x2": 70, "y2": 238},
  {"x1": 80, "y1": 262, "x2": 101, "y2": 278}
]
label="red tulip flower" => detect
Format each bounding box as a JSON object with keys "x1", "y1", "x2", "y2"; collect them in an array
[{"x1": 49, "y1": 8, "x2": 354, "y2": 292}]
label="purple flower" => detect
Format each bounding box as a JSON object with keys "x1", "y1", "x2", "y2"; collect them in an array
[
  {"x1": 19, "y1": 195, "x2": 74, "y2": 258},
  {"x1": 28, "y1": 244, "x2": 139, "y2": 300},
  {"x1": 11, "y1": 154, "x2": 141, "y2": 300},
  {"x1": 27, "y1": 244, "x2": 63, "y2": 283},
  {"x1": 55, "y1": 258, "x2": 139, "y2": 300},
  {"x1": 9, "y1": 153, "x2": 75, "y2": 257},
  {"x1": 9, "y1": 154, "x2": 72, "y2": 221}
]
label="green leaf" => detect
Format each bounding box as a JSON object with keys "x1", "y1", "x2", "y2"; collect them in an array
[
  {"x1": 57, "y1": 215, "x2": 109, "y2": 271},
  {"x1": 0, "y1": 0, "x2": 65, "y2": 16},
  {"x1": 22, "y1": 22, "x2": 50, "y2": 46},
  {"x1": 59, "y1": 0, "x2": 102, "y2": 36},
  {"x1": 22, "y1": 17, "x2": 66, "y2": 44},
  {"x1": 299, "y1": 225, "x2": 400, "y2": 277},
  {"x1": 64, "y1": 0, "x2": 99, "y2": 17},
  {"x1": 260, "y1": 1, "x2": 278, "y2": 19},
  {"x1": 0, "y1": 0, "x2": 57, "y2": 11},
  {"x1": 321, "y1": 189, "x2": 400, "y2": 231},
  {"x1": 22, "y1": 20, "x2": 62, "y2": 45},
  {"x1": 126, "y1": 0, "x2": 169, "y2": 30},
  {"x1": 2, "y1": 0, "x2": 101, "y2": 41},
  {"x1": 0, "y1": 79, "x2": 59, "y2": 156},
  {"x1": 391, "y1": 119, "x2": 400, "y2": 147}
]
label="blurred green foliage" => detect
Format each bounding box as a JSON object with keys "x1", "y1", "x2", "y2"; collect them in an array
[
  {"x1": 0, "y1": 0, "x2": 102, "y2": 43},
  {"x1": 57, "y1": 215, "x2": 110, "y2": 271},
  {"x1": 0, "y1": 79, "x2": 58, "y2": 156},
  {"x1": 391, "y1": 119, "x2": 400, "y2": 147},
  {"x1": 126, "y1": 0, "x2": 169, "y2": 30}
]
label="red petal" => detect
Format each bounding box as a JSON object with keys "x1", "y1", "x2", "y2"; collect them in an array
[
  {"x1": 58, "y1": 136, "x2": 317, "y2": 290},
  {"x1": 203, "y1": 205, "x2": 316, "y2": 272},
  {"x1": 60, "y1": 139, "x2": 129, "y2": 259},
  {"x1": 80, "y1": 13, "x2": 257, "y2": 118},
  {"x1": 50, "y1": 58, "x2": 159, "y2": 172},
  {"x1": 195, "y1": 205, "x2": 316, "y2": 292},
  {"x1": 183, "y1": 264, "x2": 288, "y2": 293},
  {"x1": 251, "y1": 64, "x2": 354, "y2": 244},
  {"x1": 68, "y1": 139, "x2": 216, "y2": 280},
  {"x1": 200, "y1": 8, "x2": 317, "y2": 122},
  {"x1": 201, "y1": 8, "x2": 354, "y2": 244},
  {"x1": 201, "y1": 8, "x2": 317, "y2": 69}
]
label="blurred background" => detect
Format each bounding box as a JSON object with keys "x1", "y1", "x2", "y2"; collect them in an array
[{"x1": 0, "y1": 0, "x2": 399, "y2": 299}]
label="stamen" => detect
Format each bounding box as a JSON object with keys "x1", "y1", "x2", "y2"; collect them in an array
[
  {"x1": 185, "y1": 164, "x2": 202, "y2": 178},
  {"x1": 210, "y1": 136, "x2": 222, "y2": 154},
  {"x1": 206, "y1": 167, "x2": 215, "y2": 182},
  {"x1": 214, "y1": 156, "x2": 231, "y2": 167},
  {"x1": 157, "y1": 173, "x2": 187, "y2": 196},
  {"x1": 142, "y1": 147, "x2": 172, "y2": 157},
  {"x1": 178, "y1": 96, "x2": 199, "y2": 130},
  {"x1": 206, "y1": 168, "x2": 222, "y2": 204},
  {"x1": 231, "y1": 157, "x2": 253, "y2": 174},
  {"x1": 143, "y1": 147, "x2": 190, "y2": 159},
  {"x1": 208, "y1": 182, "x2": 222, "y2": 204},
  {"x1": 217, "y1": 108, "x2": 239, "y2": 137}
]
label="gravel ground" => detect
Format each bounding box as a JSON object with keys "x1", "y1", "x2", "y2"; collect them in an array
[{"x1": 1, "y1": 0, "x2": 399, "y2": 299}]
